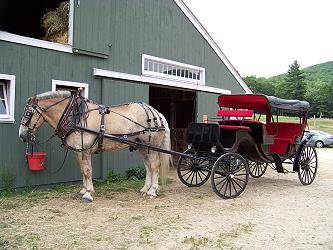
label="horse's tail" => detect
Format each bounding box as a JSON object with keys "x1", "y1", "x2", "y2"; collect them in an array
[{"x1": 159, "y1": 118, "x2": 173, "y2": 185}]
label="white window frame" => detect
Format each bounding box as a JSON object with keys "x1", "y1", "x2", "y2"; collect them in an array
[
  {"x1": 142, "y1": 54, "x2": 205, "y2": 85},
  {"x1": 52, "y1": 80, "x2": 89, "y2": 99},
  {"x1": 0, "y1": 0, "x2": 74, "y2": 53},
  {"x1": 0, "y1": 74, "x2": 15, "y2": 123}
]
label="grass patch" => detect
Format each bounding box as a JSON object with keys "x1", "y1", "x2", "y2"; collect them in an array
[
  {"x1": 182, "y1": 236, "x2": 209, "y2": 250},
  {"x1": 217, "y1": 222, "x2": 255, "y2": 248},
  {"x1": 139, "y1": 226, "x2": 154, "y2": 244},
  {"x1": 0, "y1": 168, "x2": 15, "y2": 197},
  {"x1": 131, "y1": 215, "x2": 144, "y2": 220},
  {"x1": 0, "y1": 236, "x2": 10, "y2": 249}
]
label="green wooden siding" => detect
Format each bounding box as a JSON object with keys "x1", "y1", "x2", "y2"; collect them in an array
[
  {"x1": 197, "y1": 92, "x2": 220, "y2": 122},
  {"x1": 0, "y1": 41, "x2": 105, "y2": 188},
  {"x1": 100, "y1": 79, "x2": 149, "y2": 178},
  {"x1": 73, "y1": 0, "x2": 111, "y2": 56},
  {"x1": 0, "y1": 0, "x2": 247, "y2": 189}
]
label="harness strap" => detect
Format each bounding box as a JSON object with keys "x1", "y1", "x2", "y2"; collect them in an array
[{"x1": 97, "y1": 105, "x2": 110, "y2": 152}]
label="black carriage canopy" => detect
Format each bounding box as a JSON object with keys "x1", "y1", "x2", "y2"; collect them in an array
[{"x1": 218, "y1": 94, "x2": 310, "y2": 112}]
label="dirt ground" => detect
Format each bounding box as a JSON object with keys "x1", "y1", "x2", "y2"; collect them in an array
[{"x1": 1, "y1": 148, "x2": 333, "y2": 249}]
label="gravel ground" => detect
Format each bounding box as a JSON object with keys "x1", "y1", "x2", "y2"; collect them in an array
[{"x1": 0, "y1": 148, "x2": 332, "y2": 249}]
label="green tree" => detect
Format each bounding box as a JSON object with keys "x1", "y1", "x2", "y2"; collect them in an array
[
  {"x1": 243, "y1": 75, "x2": 275, "y2": 95},
  {"x1": 285, "y1": 60, "x2": 306, "y2": 100},
  {"x1": 305, "y1": 80, "x2": 333, "y2": 117}
]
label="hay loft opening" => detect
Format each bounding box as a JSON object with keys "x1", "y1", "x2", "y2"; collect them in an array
[{"x1": 0, "y1": 0, "x2": 69, "y2": 44}]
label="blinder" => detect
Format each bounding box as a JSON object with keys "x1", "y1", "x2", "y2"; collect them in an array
[
  {"x1": 21, "y1": 100, "x2": 44, "y2": 130},
  {"x1": 22, "y1": 104, "x2": 36, "y2": 126}
]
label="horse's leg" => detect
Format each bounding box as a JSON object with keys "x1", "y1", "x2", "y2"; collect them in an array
[
  {"x1": 74, "y1": 152, "x2": 94, "y2": 202},
  {"x1": 138, "y1": 149, "x2": 152, "y2": 195},
  {"x1": 79, "y1": 172, "x2": 87, "y2": 195},
  {"x1": 146, "y1": 151, "x2": 161, "y2": 197}
]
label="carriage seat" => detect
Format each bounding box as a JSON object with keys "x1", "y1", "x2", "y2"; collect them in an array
[
  {"x1": 219, "y1": 125, "x2": 251, "y2": 131},
  {"x1": 216, "y1": 109, "x2": 254, "y2": 118},
  {"x1": 217, "y1": 109, "x2": 254, "y2": 130},
  {"x1": 266, "y1": 122, "x2": 304, "y2": 154}
]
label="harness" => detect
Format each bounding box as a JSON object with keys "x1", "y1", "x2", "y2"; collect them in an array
[{"x1": 21, "y1": 92, "x2": 166, "y2": 154}]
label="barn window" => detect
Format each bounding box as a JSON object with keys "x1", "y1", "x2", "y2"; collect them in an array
[
  {"x1": 142, "y1": 54, "x2": 205, "y2": 85},
  {"x1": 0, "y1": 74, "x2": 16, "y2": 123},
  {"x1": 0, "y1": 0, "x2": 73, "y2": 52},
  {"x1": 52, "y1": 80, "x2": 89, "y2": 99}
]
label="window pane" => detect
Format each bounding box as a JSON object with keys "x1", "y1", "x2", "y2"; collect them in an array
[
  {"x1": 144, "y1": 60, "x2": 148, "y2": 70},
  {"x1": 181, "y1": 70, "x2": 185, "y2": 77},
  {"x1": 0, "y1": 100, "x2": 7, "y2": 114},
  {"x1": 148, "y1": 61, "x2": 153, "y2": 71},
  {"x1": 193, "y1": 73, "x2": 197, "y2": 79},
  {"x1": 177, "y1": 69, "x2": 180, "y2": 76},
  {"x1": 153, "y1": 63, "x2": 158, "y2": 72},
  {"x1": 158, "y1": 64, "x2": 163, "y2": 73},
  {"x1": 163, "y1": 65, "x2": 168, "y2": 74},
  {"x1": 197, "y1": 73, "x2": 200, "y2": 80},
  {"x1": 189, "y1": 72, "x2": 192, "y2": 78},
  {"x1": 185, "y1": 70, "x2": 189, "y2": 78},
  {"x1": 172, "y1": 68, "x2": 176, "y2": 76},
  {"x1": 0, "y1": 85, "x2": 4, "y2": 99}
]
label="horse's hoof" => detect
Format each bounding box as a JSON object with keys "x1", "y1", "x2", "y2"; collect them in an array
[
  {"x1": 140, "y1": 187, "x2": 149, "y2": 194},
  {"x1": 82, "y1": 192, "x2": 93, "y2": 203},
  {"x1": 82, "y1": 197, "x2": 93, "y2": 203},
  {"x1": 147, "y1": 190, "x2": 157, "y2": 197}
]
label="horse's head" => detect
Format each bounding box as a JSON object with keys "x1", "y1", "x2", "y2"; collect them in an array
[{"x1": 19, "y1": 96, "x2": 46, "y2": 143}]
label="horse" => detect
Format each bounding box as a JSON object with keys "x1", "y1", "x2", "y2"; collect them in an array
[{"x1": 18, "y1": 90, "x2": 172, "y2": 202}]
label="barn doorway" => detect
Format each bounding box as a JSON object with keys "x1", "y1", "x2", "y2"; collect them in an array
[{"x1": 149, "y1": 86, "x2": 196, "y2": 152}]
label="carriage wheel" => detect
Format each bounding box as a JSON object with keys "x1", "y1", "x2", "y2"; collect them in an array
[
  {"x1": 211, "y1": 153, "x2": 249, "y2": 199},
  {"x1": 296, "y1": 146, "x2": 318, "y2": 185},
  {"x1": 268, "y1": 163, "x2": 276, "y2": 170},
  {"x1": 177, "y1": 149, "x2": 212, "y2": 187},
  {"x1": 248, "y1": 161, "x2": 268, "y2": 178}
]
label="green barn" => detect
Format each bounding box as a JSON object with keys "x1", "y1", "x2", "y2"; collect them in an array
[{"x1": 0, "y1": 0, "x2": 250, "y2": 189}]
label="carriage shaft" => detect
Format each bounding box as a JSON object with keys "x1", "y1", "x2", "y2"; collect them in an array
[{"x1": 76, "y1": 126, "x2": 202, "y2": 160}]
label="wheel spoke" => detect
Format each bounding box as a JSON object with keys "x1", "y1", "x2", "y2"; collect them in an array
[
  {"x1": 232, "y1": 178, "x2": 243, "y2": 189},
  {"x1": 185, "y1": 171, "x2": 194, "y2": 182},
  {"x1": 233, "y1": 165, "x2": 245, "y2": 174},
  {"x1": 180, "y1": 169, "x2": 193, "y2": 177},
  {"x1": 222, "y1": 180, "x2": 229, "y2": 196},
  {"x1": 233, "y1": 176, "x2": 246, "y2": 183},
  {"x1": 215, "y1": 176, "x2": 227, "y2": 187}
]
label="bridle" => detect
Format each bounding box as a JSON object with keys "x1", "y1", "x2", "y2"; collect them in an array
[{"x1": 21, "y1": 96, "x2": 71, "y2": 143}]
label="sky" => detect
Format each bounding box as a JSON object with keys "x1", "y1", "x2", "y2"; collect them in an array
[{"x1": 182, "y1": 0, "x2": 333, "y2": 77}]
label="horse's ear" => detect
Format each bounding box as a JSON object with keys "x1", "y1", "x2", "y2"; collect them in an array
[{"x1": 27, "y1": 96, "x2": 37, "y2": 104}]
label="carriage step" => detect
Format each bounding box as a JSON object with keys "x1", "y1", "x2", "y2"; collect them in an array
[{"x1": 271, "y1": 154, "x2": 284, "y2": 173}]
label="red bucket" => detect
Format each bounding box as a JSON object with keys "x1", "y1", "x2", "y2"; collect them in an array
[{"x1": 26, "y1": 152, "x2": 46, "y2": 171}]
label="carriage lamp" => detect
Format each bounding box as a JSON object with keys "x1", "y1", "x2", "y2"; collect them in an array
[
  {"x1": 211, "y1": 145, "x2": 217, "y2": 153},
  {"x1": 187, "y1": 144, "x2": 193, "y2": 150}
]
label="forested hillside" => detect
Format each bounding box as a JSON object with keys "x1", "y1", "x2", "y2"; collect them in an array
[{"x1": 244, "y1": 61, "x2": 333, "y2": 118}]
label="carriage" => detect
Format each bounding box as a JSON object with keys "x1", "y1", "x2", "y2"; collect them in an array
[
  {"x1": 19, "y1": 91, "x2": 317, "y2": 201},
  {"x1": 177, "y1": 94, "x2": 318, "y2": 199}
]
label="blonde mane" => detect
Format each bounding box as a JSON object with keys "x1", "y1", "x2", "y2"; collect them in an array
[{"x1": 35, "y1": 91, "x2": 71, "y2": 101}]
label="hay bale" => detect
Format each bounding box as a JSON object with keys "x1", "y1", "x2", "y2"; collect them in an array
[{"x1": 42, "y1": 1, "x2": 69, "y2": 44}]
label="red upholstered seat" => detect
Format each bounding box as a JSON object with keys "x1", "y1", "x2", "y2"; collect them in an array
[
  {"x1": 266, "y1": 122, "x2": 304, "y2": 154},
  {"x1": 219, "y1": 125, "x2": 251, "y2": 131},
  {"x1": 217, "y1": 109, "x2": 254, "y2": 118}
]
